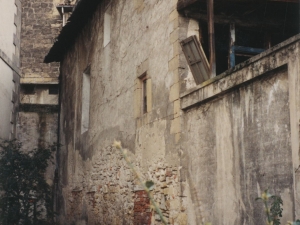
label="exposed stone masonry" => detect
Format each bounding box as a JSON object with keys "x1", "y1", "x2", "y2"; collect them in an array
[
  {"x1": 21, "y1": 0, "x2": 61, "y2": 82},
  {"x1": 63, "y1": 145, "x2": 186, "y2": 225}
]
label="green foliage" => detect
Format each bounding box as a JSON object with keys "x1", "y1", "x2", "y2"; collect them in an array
[
  {"x1": 256, "y1": 190, "x2": 283, "y2": 225},
  {"x1": 144, "y1": 180, "x2": 154, "y2": 190},
  {"x1": 0, "y1": 139, "x2": 56, "y2": 225},
  {"x1": 270, "y1": 195, "x2": 283, "y2": 225},
  {"x1": 256, "y1": 190, "x2": 300, "y2": 225}
]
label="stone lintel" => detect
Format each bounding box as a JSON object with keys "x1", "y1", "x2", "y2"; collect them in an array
[{"x1": 21, "y1": 77, "x2": 59, "y2": 84}]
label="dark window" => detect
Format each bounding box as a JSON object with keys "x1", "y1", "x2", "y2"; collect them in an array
[
  {"x1": 142, "y1": 79, "x2": 147, "y2": 114},
  {"x1": 49, "y1": 86, "x2": 59, "y2": 95},
  {"x1": 22, "y1": 85, "x2": 35, "y2": 95}
]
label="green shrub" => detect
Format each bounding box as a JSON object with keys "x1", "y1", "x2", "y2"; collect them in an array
[{"x1": 0, "y1": 139, "x2": 56, "y2": 225}]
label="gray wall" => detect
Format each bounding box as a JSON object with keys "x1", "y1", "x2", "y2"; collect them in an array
[
  {"x1": 0, "y1": 0, "x2": 21, "y2": 139},
  {"x1": 181, "y1": 36, "x2": 300, "y2": 224}
]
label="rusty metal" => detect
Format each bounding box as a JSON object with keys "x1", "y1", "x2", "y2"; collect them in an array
[{"x1": 207, "y1": 0, "x2": 216, "y2": 77}]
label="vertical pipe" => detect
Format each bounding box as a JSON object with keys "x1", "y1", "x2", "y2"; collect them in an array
[
  {"x1": 62, "y1": 7, "x2": 65, "y2": 26},
  {"x1": 229, "y1": 23, "x2": 235, "y2": 69},
  {"x1": 207, "y1": 0, "x2": 216, "y2": 77}
]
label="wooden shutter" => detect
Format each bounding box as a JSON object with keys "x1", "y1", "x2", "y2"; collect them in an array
[{"x1": 180, "y1": 35, "x2": 210, "y2": 84}]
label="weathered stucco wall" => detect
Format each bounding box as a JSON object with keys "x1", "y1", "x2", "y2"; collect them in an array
[
  {"x1": 54, "y1": 0, "x2": 300, "y2": 224},
  {"x1": 180, "y1": 36, "x2": 300, "y2": 224},
  {"x1": 57, "y1": 0, "x2": 189, "y2": 224},
  {"x1": 18, "y1": 111, "x2": 58, "y2": 183}
]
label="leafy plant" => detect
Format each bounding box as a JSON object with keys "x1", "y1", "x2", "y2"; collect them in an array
[
  {"x1": 256, "y1": 190, "x2": 283, "y2": 225},
  {"x1": 0, "y1": 139, "x2": 56, "y2": 225}
]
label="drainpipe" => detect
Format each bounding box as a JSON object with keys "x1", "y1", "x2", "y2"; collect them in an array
[
  {"x1": 207, "y1": 0, "x2": 216, "y2": 78},
  {"x1": 62, "y1": 7, "x2": 65, "y2": 26},
  {"x1": 54, "y1": 62, "x2": 62, "y2": 222}
]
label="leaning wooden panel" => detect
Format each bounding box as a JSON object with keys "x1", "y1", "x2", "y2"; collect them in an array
[{"x1": 180, "y1": 35, "x2": 210, "y2": 85}]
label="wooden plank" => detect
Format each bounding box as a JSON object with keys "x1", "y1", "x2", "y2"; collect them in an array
[
  {"x1": 185, "y1": 12, "x2": 283, "y2": 29},
  {"x1": 180, "y1": 36, "x2": 210, "y2": 84},
  {"x1": 207, "y1": 0, "x2": 216, "y2": 78}
]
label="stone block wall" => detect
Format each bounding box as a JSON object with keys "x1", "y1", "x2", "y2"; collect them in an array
[{"x1": 20, "y1": 0, "x2": 61, "y2": 83}]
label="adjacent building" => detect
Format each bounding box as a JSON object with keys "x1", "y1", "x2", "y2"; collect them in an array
[
  {"x1": 18, "y1": 0, "x2": 70, "y2": 191},
  {"x1": 0, "y1": 0, "x2": 21, "y2": 139},
  {"x1": 45, "y1": 0, "x2": 300, "y2": 224}
]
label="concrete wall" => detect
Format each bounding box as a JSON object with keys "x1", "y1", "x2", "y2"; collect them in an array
[
  {"x1": 54, "y1": 0, "x2": 300, "y2": 224},
  {"x1": 0, "y1": 0, "x2": 21, "y2": 139},
  {"x1": 180, "y1": 36, "x2": 300, "y2": 224}
]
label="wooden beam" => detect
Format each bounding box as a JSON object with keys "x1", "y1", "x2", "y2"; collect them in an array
[
  {"x1": 177, "y1": 0, "x2": 199, "y2": 11},
  {"x1": 207, "y1": 0, "x2": 216, "y2": 78},
  {"x1": 185, "y1": 12, "x2": 283, "y2": 29}
]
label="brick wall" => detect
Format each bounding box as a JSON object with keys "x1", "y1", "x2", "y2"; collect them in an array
[{"x1": 134, "y1": 190, "x2": 151, "y2": 225}]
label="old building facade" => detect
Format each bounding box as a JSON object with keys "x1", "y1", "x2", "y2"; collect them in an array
[
  {"x1": 18, "y1": 0, "x2": 62, "y2": 148},
  {"x1": 0, "y1": 0, "x2": 21, "y2": 139},
  {"x1": 45, "y1": 0, "x2": 300, "y2": 224},
  {"x1": 17, "y1": 0, "x2": 67, "y2": 188}
]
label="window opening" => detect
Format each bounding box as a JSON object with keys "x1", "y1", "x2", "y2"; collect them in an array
[
  {"x1": 56, "y1": 3, "x2": 75, "y2": 27},
  {"x1": 142, "y1": 78, "x2": 147, "y2": 114},
  {"x1": 22, "y1": 85, "x2": 35, "y2": 95},
  {"x1": 178, "y1": 0, "x2": 299, "y2": 78},
  {"x1": 139, "y1": 73, "x2": 151, "y2": 115},
  {"x1": 103, "y1": 6, "x2": 111, "y2": 47},
  {"x1": 81, "y1": 68, "x2": 91, "y2": 134},
  {"x1": 49, "y1": 85, "x2": 59, "y2": 95}
]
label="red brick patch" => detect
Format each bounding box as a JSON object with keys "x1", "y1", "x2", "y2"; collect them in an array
[{"x1": 134, "y1": 190, "x2": 151, "y2": 225}]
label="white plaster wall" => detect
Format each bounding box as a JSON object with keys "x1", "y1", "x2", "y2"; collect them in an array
[
  {"x1": 0, "y1": 59, "x2": 14, "y2": 139},
  {"x1": 0, "y1": 0, "x2": 17, "y2": 60}
]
